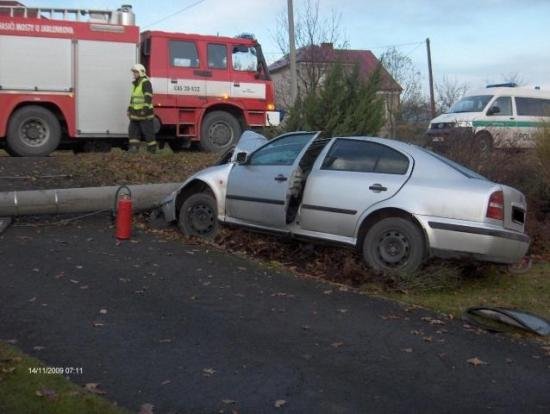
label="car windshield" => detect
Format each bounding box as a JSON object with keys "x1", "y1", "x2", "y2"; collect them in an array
[
  {"x1": 419, "y1": 147, "x2": 487, "y2": 180},
  {"x1": 448, "y1": 95, "x2": 493, "y2": 113}
]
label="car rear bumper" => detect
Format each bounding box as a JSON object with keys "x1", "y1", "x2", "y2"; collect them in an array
[{"x1": 415, "y1": 215, "x2": 530, "y2": 264}]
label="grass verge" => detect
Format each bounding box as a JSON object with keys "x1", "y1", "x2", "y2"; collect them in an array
[
  {"x1": 0, "y1": 342, "x2": 128, "y2": 414},
  {"x1": 384, "y1": 262, "x2": 550, "y2": 319}
]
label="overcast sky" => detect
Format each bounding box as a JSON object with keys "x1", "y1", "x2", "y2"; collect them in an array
[{"x1": 23, "y1": 0, "x2": 550, "y2": 92}]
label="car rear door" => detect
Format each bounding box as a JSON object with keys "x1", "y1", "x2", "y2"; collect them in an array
[
  {"x1": 298, "y1": 139, "x2": 413, "y2": 238},
  {"x1": 225, "y1": 132, "x2": 318, "y2": 228}
]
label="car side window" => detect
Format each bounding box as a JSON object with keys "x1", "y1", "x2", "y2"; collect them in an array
[
  {"x1": 490, "y1": 96, "x2": 512, "y2": 116},
  {"x1": 169, "y1": 40, "x2": 199, "y2": 68},
  {"x1": 516, "y1": 97, "x2": 550, "y2": 116},
  {"x1": 249, "y1": 134, "x2": 313, "y2": 166},
  {"x1": 322, "y1": 139, "x2": 409, "y2": 175}
]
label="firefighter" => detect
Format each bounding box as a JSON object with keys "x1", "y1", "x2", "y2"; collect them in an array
[{"x1": 128, "y1": 64, "x2": 157, "y2": 153}]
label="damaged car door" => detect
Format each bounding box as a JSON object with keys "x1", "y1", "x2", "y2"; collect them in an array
[
  {"x1": 298, "y1": 138, "x2": 413, "y2": 238},
  {"x1": 225, "y1": 132, "x2": 319, "y2": 229}
]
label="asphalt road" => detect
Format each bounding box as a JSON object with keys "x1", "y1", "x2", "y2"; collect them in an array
[
  {"x1": 1, "y1": 156, "x2": 549, "y2": 413},
  {"x1": 0, "y1": 214, "x2": 549, "y2": 414}
]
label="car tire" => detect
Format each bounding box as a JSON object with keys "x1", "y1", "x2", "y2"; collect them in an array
[
  {"x1": 200, "y1": 111, "x2": 241, "y2": 153},
  {"x1": 7, "y1": 106, "x2": 61, "y2": 157},
  {"x1": 178, "y1": 193, "x2": 219, "y2": 238},
  {"x1": 362, "y1": 217, "x2": 426, "y2": 274},
  {"x1": 475, "y1": 131, "x2": 493, "y2": 153}
]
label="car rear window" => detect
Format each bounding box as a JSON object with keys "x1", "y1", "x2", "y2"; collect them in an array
[{"x1": 420, "y1": 148, "x2": 487, "y2": 180}]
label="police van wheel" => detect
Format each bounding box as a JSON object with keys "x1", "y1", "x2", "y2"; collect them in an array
[
  {"x1": 7, "y1": 106, "x2": 61, "y2": 157},
  {"x1": 200, "y1": 111, "x2": 241, "y2": 153},
  {"x1": 475, "y1": 132, "x2": 493, "y2": 153}
]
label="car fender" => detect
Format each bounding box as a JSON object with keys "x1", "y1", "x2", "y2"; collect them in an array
[
  {"x1": 161, "y1": 163, "x2": 233, "y2": 222},
  {"x1": 353, "y1": 200, "x2": 425, "y2": 241}
]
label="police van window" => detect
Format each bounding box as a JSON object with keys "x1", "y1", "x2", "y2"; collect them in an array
[
  {"x1": 449, "y1": 95, "x2": 493, "y2": 113},
  {"x1": 208, "y1": 44, "x2": 227, "y2": 69},
  {"x1": 489, "y1": 96, "x2": 512, "y2": 116},
  {"x1": 169, "y1": 41, "x2": 199, "y2": 68},
  {"x1": 322, "y1": 139, "x2": 409, "y2": 174},
  {"x1": 516, "y1": 97, "x2": 550, "y2": 117},
  {"x1": 232, "y1": 45, "x2": 258, "y2": 71}
]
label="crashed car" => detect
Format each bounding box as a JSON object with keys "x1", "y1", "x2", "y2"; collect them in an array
[{"x1": 162, "y1": 131, "x2": 530, "y2": 273}]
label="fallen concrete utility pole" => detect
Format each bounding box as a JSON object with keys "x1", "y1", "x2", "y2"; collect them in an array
[{"x1": 0, "y1": 183, "x2": 181, "y2": 216}]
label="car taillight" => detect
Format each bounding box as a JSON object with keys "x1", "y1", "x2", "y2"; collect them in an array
[{"x1": 487, "y1": 191, "x2": 504, "y2": 220}]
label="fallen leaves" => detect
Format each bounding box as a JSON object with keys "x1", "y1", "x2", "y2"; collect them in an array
[
  {"x1": 202, "y1": 368, "x2": 216, "y2": 376},
  {"x1": 467, "y1": 357, "x2": 488, "y2": 367},
  {"x1": 35, "y1": 388, "x2": 58, "y2": 400},
  {"x1": 139, "y1": 403, "x2": 155, "y2": 414},
  {"x1": 84, "y1": 382, "x2": 106, "y2": 395},
  {"x1": 274, "y1": 399, "x2": 287, "y2": 408},
  {"x1": 331, "y1": 342, "x2": 344, "y2": 348},
  {"x1": 401, "y1": 348, "x2": 413, "y2": 353}
]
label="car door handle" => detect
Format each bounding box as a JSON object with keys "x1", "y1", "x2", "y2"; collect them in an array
[
  {"x1": 369, "y1": 184, "x2": 387, "y2": 192},
  {"x1": 274, "y1": 174, "x2": 288, "y2": 182},
  {"x1": 233, "y1": 82, "x2": 240, "y2": 87},
  {"x1": 170, "y1": 79, "x2": 177, "y2": 84}
]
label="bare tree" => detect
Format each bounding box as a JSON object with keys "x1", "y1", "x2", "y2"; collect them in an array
[
  {"x1": 273, "y1": 0, "x2": 348, "y2": 106},
  {"x1": 436, "y1": 76, "x2": 469, "y2": 113},
  {"x1": 380, "y1": 47, "x2": 424, "y2": 134},
  {"x1": 500, "y1": 72, "x2": 525, "y2": 86}
]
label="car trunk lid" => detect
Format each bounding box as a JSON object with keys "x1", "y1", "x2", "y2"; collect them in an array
[{"x1": 502, "y1": 185, "x2": 527, "y2": 233}]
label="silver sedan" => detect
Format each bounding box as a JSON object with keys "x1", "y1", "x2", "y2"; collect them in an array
[{"x1": 162, "y1": 131, "x2": 530, "y2": 273}]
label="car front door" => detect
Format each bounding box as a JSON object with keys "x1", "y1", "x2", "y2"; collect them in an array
[
  {"x1": 225, "y1": 132, "x2": 317, "y2": 229},
  {"x1": 298, "y1": 139, "x2": 413, "y2": 238},
  {"x1": 484, "y1": 96, "x2": 516, "y2": 145}
]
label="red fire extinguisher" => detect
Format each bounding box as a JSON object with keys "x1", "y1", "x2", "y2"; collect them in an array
[{"x1": 115, "y1": 185, "x2": 133, "y2": 240}]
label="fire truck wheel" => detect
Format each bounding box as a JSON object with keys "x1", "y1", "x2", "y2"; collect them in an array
[
  {"x1": 7, "y1": 106, "x2": 61, "y2": 157},
  {"x1": 200, "y1": 111, "x2": 241, "y2": 153},
  {"x1": 178, "y1": 192, "x2": 219, "y2": 239}
]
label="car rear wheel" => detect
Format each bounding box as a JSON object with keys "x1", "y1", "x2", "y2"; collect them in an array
[
  {"x1": 200, "y1": 111, "x2": 241, "y2": 153},
  {"x1": 178, "y1": 193, "x2": 219, "y2": 239},
  {"x1": 362, "y1": 217, "x2": 425, "y2": 274}
]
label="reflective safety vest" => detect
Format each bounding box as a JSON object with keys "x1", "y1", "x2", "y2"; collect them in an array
[{"x1": 128, "y1": 77, "x2": 154, "y2": 121}]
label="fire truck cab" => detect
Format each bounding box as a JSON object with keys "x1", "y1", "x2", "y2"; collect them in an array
[{"x1": 0, "y1": 2, "x2": 280, "y2": 156}]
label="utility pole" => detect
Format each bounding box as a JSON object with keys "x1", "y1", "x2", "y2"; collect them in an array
[
  {"x1": 288, "y1": 0, "x2": 298, "y2": 104},
  {"x1": 426, "y1": 37, "x2": 436, "y2": 118}
]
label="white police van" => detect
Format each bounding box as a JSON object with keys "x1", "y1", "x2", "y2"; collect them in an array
[{"x1": 427, "y1": 83, "x2": 550, "y2": 150}]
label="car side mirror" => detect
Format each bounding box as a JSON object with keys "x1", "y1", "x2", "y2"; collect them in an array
[
  {"x1": 487, "y1": 106, "x2": 500, "y2": 115},
  {"x1": 235, "y1": 152, "x2": 248, "y2": 164}
]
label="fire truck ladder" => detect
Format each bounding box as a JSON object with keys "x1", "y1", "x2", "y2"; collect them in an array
[{"x1": 0, "y1": 4, "x2": 116, "y2": 23}]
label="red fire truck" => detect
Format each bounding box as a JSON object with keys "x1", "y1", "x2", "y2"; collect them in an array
[{"x1": 0, "y1": 2, "x2": 280, "y2": 156}]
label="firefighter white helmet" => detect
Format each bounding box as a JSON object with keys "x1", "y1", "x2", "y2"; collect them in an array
[{"x1": 131, "y1": 63, "x2": 146, "y2": 76}]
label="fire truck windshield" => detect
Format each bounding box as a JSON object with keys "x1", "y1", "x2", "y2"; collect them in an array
[{"x1": 232, "y1": 45, "x2": 258, "y2": 72}]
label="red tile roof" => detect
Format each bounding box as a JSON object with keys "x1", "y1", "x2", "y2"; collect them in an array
[{"x1": 269, "y1": 43, "x2": 402, "y2": 92}]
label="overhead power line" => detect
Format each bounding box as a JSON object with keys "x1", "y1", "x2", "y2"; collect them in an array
[{"x1": 142, "y1": 0, "x2": 206, "y2": 29}]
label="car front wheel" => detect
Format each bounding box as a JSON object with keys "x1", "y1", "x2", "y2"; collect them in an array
[
  {"x1": 178, "y1": 193, "x2": 219, "y2": 238},
  {"x1": 362, "y1": 217, "x2": 426, "y2": 274}
]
